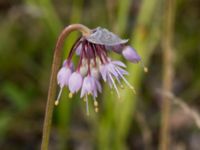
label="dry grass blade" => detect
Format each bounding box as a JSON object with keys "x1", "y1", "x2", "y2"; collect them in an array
[{"x1": 158, "y1": 90, "x2": 200, "y2": 129}]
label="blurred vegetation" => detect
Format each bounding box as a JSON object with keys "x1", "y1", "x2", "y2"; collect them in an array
[{"x1": 0, "y1": 0, "x2": 200, "y2": 150}]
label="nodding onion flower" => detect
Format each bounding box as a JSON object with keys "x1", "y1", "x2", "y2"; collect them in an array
[{"x1": 55, "y1": 27, "x2": 147, "y2": 115}]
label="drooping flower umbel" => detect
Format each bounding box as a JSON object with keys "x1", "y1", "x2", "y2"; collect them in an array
[{"x1": 55, "y1": 27, "x2": 147, "y2": 115}]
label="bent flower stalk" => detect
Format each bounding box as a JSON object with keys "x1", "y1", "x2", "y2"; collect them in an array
[
  {"x1": 41, "y1": 24, "x2": 148, "y2": 150},
  {"x1": 55, "y1": 26, "x2": 147, "y2": 115}
]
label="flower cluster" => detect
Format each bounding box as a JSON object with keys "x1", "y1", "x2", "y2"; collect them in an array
[{"x1": 55, "y1": 27, "x2": 147, "y2": 115}]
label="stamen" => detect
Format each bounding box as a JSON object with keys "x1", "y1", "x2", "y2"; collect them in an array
[
  {"x1": 95, "y1": 107, "x2": 99, "y2": 113},
  {"x1": 140, "y1": 61, "x2": 148, "y2": 73},
  {"x1": 83, "y1": 97, "x2": 86, "y2": 102},
  {"x1": 93, "y1": 98, "x2": 99, "y2": 113},
  {"x1": 69, "y1": 92, "x2": 73, "y2": 98},
  {"x1": 85, "y1": 95, "x2": 89, "y2": 116},
  {"x1": 55, "y1": 88, "x2": 63, "y2": 106},
  {"x1": 115, "y1": 68, "x2": 136, "y2": 94},
  {"x1": 120, "y1": 85, "x2": 124, "y2": 89},
  {"x1": 115, "y1": 76, "x2": 122, "y2": 85},
  {"x1": 94, "y1": 100, "x2": 98, "y2": 107},
  {"x1": 144, "y1": 67, "x2": 148, "y2": 73},
  {"x1": 108, "y1": 74, "x2": 120, "y2": 99},
  {"x1": 55, "y1": 100, "x2": 59, "y2": 106}
]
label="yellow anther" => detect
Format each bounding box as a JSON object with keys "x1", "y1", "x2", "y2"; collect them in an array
[
  {"x1": 69, "y1": 92, "x2": 73, "y2": 98},
  {"x1": 144, "y1": 67, "x2": 148, "y2": 73},
  {"x1": 94, "y1": 101, "x2": 98, "y2": 107},
  {"x1": 55, "y1": 100, "x2": 59, "y2": 106},
  {"x1": 120, "y1": 85, "x2": 124, "y2": 89},
  {"x1": 83, "y1": 98, "x2": 86, "y2": 102},
  {"x1": 95, "y1": 107, "x2": 99, "y2": 113}
]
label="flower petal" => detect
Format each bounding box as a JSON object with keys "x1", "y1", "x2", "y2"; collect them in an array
[
  {"x1": 57, "y1": 67, "x2": 72, "y2": 88},
  {"x1": 68, "y1": 72, "x2": 83, "y2": 93},
  {"x1": 112, "y1": 60, "x2": 127, "y2": 68}
]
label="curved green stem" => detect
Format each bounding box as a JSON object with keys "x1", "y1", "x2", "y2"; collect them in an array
[{"x1": 41, "y1": 24, "x2": 91, "y2": 150}]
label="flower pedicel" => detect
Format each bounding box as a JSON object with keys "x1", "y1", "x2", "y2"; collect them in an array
[{"x1": 55, "y1": 27, "x2": 147, "y2": 115}]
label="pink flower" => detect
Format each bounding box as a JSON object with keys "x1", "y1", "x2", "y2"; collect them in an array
[
  {"x1": 55, "y1": 63, "x2": 73, "y2": 105},
  {"x1": 55, "y1": 27, "x2": 145, "y2": 114},
  {"x1": 68, "y1": 72, "x2": 83, "y2": 94},
  {"x1": 57, "y1": 67, "x2": 72, "y2": 88}
]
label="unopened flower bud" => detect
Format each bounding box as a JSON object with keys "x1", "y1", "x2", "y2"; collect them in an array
[
  {"x1": 80, "y1": 65, "x2": 88, "y2": 76},
  {"x1": 122, "y1": 46, "x2": 141, "y2": 63}
]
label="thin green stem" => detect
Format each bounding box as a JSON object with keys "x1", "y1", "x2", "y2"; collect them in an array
[
  {"x1": 159, "y1": 0, "x2": 176, "y2": 150},
  {"x1": 41, "y1": 24, "x2": 91, "y2": 150}
]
